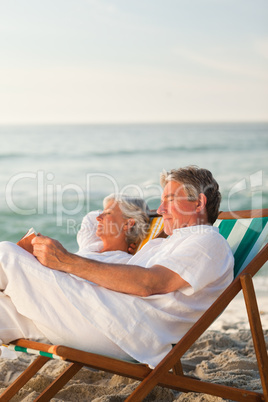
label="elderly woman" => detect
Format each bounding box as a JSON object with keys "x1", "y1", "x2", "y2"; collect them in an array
[
  {"x1": 76, "y1": 194, "x2": 150, "y2": 262},
  {"x1": 0, "y1": 195, "x2": 149, "y2": 358}
]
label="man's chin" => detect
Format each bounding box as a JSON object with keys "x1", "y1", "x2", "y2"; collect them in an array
[{"x1": 163, "y1": 221, "x2": 173, "y2": 236}]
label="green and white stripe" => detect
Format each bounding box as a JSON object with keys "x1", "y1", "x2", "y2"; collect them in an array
[
  {"x1": 3, "y1": 344, "x2": 62, "y2": 360},
  {"x1": 215, "y1": 217, "x2": 268, "y2": 277}
]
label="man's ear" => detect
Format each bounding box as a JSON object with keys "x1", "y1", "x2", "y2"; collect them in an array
[
  {"x1": 124, "y1": 218, "x2": 135, "y2": 231},
  {"x1": 196, "y1": 193, "x2": 207, "y2": 212}
]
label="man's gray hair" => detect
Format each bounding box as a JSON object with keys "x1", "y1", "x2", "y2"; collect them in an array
[
  {"x1": 160, "y1": 165, "x2": 221, "y2": 224},
  {"x1": 103, "y1": 194, "x2": 150, "y2": 244}
]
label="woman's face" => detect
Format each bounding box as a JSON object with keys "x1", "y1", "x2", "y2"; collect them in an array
[{"x1": 96, "y1": 200, "x2": 128, "y2": 240}]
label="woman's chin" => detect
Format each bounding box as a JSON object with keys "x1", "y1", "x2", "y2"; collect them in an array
[{"x1": 96, "y1": 230, "x2": 104, "y2": 238}]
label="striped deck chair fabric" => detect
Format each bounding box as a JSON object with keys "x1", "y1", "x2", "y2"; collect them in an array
[
  {"x1": 215, "y1": 214, "x2": 268, "y2": 277},
  {"x1": 136, "y1": 216, "x2": 164, "y2": 252}
]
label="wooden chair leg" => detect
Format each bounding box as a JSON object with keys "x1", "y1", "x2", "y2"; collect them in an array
[
  {"x1": 241, "y1": 273, "x2": 268, "y2": 400},
  {"x1": 0, "y1": 355, "x2": 50, "y2": 402},
  {"x1": 34, "y1": 362, "x2": 83, "y2": 402},
  {"x1": 173, "y1": 359, "x2": 183, "y2": 375}
]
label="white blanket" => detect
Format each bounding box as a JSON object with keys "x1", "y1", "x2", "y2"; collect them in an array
[{"x1": 0, "y1": 226, "x2": 233, "y2": 367}]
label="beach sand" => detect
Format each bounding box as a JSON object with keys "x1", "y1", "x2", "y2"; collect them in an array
[{"x1": 1, "y1": 290, "x2": 267, "y2": 401}]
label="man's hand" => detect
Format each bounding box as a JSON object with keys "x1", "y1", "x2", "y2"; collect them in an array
[
  {"x1": 32, "y1": 235, "x2": 74, "y2": 271},
  {"x1": 31, "y1": 236, "x2": 189, "y2": 297}
]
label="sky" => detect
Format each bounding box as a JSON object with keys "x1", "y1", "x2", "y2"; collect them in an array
[{"x1": 0, "y1": 0, "x2": 268, "y2": 124}]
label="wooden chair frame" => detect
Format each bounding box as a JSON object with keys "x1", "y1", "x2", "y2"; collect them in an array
[{"x1": 1, "y1": 209, "x2": 268, "y2": 402}]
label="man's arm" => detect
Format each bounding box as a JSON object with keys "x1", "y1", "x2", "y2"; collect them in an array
[{"x1": 32, "y1": 235, "x2": 189, "y2": 297}]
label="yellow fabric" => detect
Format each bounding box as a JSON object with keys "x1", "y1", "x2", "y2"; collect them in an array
[{"x1": 136, "y1": 217, "x2": 164, "y2": 252}]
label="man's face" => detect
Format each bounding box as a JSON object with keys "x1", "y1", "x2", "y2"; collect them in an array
[{"x1": 157, "y1": 180, "x2": 199, "y2": 235}]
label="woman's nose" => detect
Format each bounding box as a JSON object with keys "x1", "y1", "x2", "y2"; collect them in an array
[{"x1": 96, "y1": 212, "x2": 103, "y2": 221}]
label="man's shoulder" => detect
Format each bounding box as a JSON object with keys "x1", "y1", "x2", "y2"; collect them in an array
[
  {"x1": 170, "y1": 225, "x2": 227, "y2": 247},
  {"x1": 144, "y1": 237, "x2": 166, "y2": 249},
  {"x1": 172, "y1": 225, "x2": 218, "y2": 238},
  {"x1": 134, "y1": 237, "x2": 166, "y2": 256}
]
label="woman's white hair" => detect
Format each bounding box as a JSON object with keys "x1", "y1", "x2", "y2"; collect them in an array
[{"x1": 103, "y1": 194, "x2": 150, "y2": 245}]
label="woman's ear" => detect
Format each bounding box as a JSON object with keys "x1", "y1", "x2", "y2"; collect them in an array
[
  {"x1": 124, "y1": 218, "x2": 135, "y2": 231},
  {"x1": 196, "y1": 193, "x2": 207, "y2": 213}
]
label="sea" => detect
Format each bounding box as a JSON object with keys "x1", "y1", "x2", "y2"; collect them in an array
[{"x1": 0, "y1": 122, "x2": 267, "y2": 285}]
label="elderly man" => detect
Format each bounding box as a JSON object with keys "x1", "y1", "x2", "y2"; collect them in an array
[{"x1": 0, "y1": 166, "x2": 233, "y2": 367}]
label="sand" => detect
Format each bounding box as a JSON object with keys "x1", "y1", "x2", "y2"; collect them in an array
[{"x1": 1, "y1": 289, "x2": 267, "y2": 401}]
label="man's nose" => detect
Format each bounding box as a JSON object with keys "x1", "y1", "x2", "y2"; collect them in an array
[{"x1": 157, "y1": 202, "x2": 165, "y2": 215}]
